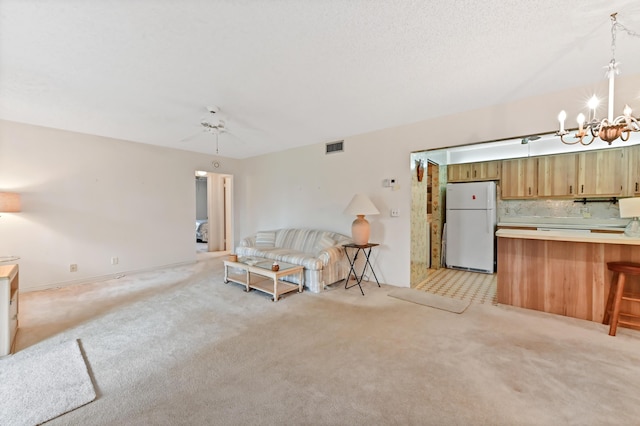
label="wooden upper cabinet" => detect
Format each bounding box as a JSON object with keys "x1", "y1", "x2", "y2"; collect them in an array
[
  {"x1": 501, "y1": 158, "x2": 537, "y2": 199},
  {"x1": 577, "y1": 148, "x2": 625, "y2": 197},
  {"x1": 447, "y1": 161, "x2": 500, "y2": 182},
  {"x1": 627, "y1": 145, "x2": 640, "y2": 196},
  {"x1": 447, "y1": 163, "x2": 472, "y2": 182},
  {"x1": 537, "y1": 153, "x2": 577, "y2": 198},
  {"x1": 471, "y1": 161, "x2": 501, "y2": 181}
]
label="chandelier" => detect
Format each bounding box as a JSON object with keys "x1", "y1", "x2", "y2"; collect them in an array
[{"x1": 557, "y1": 13, "x2": 640, "y2": 145}]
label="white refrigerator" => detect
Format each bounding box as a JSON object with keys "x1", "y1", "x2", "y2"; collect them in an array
[{"x1": 445, "y1": 181, "x2": 497, "y2": 273}]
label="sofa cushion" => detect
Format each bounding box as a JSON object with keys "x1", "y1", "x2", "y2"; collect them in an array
[{"x1": 255, "y1": 231, "x2": 276, "y2": 248}]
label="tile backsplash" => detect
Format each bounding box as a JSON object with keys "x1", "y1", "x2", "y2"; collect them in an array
[{"x1": 499, "y1": 198, "x2": 621, "y2": 221}]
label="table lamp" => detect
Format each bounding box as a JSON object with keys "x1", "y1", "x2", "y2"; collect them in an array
[
  {"x1": 0, "y1": 192, "x2": 21, "y2": 262},
  {"x1": 619, "y1": 197, "x2": 640, "y2": 237},
  {"x1": 344, "y1": 194, "x2": 379, "y2": 245},
  {"x1": 0, "y1": 192, "x2": 20, "y2": 215}
]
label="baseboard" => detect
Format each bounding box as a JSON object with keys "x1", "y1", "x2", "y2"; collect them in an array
[{"x1": 19, "y1": 260, "x2": 196, "y2": 293}]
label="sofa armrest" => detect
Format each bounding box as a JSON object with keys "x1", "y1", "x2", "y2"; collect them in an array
[
  {"x1": 239, "y1": 236, "x2": 256, "y2": 248},
  {"x1": 318, "y1": 245, "x2": 345, "y2": 266}
]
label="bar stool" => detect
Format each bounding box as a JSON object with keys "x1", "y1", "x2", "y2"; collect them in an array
[{"x1": 603, "y1": 261, "x2": 640, "y2": 336}]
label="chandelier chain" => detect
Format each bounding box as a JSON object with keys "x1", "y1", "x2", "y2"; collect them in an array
[{"x1": 612, "y1": 14, "x2": 640, "y2": 62}]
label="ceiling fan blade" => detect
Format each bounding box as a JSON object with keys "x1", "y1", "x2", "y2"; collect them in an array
[{"x1": 179, "y1": 129, "x2": 206, "y2": 143}]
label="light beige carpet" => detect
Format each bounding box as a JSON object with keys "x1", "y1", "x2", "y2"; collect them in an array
[
  {"x1": 0, "y1": 339, "x2": 96, "y2": 425},
  {"x1": 12, "y1": 258, "x2": 640, "y2": 425},
  {"x1": 388, "y1": 288, "x2": 471, "y2": 313}
]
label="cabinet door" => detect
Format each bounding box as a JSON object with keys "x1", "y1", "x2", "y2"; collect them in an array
[
  {"x1": 628, "y1": 146, "x2": 640, "y2": 195},
  {"x1": 577, "y1": 149, "x2": 625, "y2": 197},
  {"x1": 472, "y1": 160, "x2": 501, "y2": 181},
  {"x1": 537, "y1": 153, "x2": 577, "y2": 198},
  {"x1": 501, "y1": 158, "x2": 537, "y2": 198},
  {"x1": 447, "y1": 164, "x2": 472, "y2": 182}
]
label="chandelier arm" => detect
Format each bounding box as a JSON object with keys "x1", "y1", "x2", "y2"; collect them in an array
[
  {"x1": 581, "y1": 133, "x2": 595, "y2": 145},
  {"x1": 620, "y1": 131, "x2": 630, "y2": 142},
  {"x1": 560, "y1": 133, "x2": 590, "y2": 145}
]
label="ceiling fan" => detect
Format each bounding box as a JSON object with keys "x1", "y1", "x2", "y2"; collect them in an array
[
  {"x1": 182, "y1": 106, "x2": 239, "y2": 155},
  {"x1": 200, "y1": 106, "x2": 227, "y2": 136}
]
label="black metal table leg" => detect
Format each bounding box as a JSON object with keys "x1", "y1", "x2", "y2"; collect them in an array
[{"x1": 342, "y1": 243, "x2": 380, "y2": 295}]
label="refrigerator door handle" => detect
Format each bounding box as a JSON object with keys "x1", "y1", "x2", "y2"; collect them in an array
[
  {"x1": 486, "y1": 184, "x2": 491, "y2": 210},
  {"x1": 486, "y1": 209, "x2": 491, "y2": 233}
]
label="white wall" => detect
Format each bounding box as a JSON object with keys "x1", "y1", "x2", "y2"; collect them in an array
[
  {"x1": 3, "y1": 73, "x2": 638, "y2": 291},
  {"x1": 236, "y1": 73, "x2": 640, "y2": 287},
  {"x1": 0, "y1": 120, "x2": 241, "y2": 291}
]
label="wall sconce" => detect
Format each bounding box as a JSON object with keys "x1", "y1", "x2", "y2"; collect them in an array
[
  {"x1": 0, "y1": 192, "x2": 21, "y2": 214},
  {"x1": 415, "y1": 160, "x2": 424, "y2": 182}
]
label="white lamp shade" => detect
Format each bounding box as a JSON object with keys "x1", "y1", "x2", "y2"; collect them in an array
[
  {"x1": 0, "y1": 192, "x2": 20, "y2": 213},
  {"x1": 619, "y1": 197, "x2": 640, "y2": 218},
  {"x1": 344, "y1": 194, "x2": 380, "y2": 216}
]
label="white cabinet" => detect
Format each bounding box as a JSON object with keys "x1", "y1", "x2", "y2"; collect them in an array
[{"x1": 0, "y1": 264, "x2": 19, "y2": 356}]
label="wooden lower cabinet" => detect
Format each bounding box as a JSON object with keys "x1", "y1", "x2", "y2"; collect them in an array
[{"x1": 497, "y1": 237, "x2": 640, "y2": 323}]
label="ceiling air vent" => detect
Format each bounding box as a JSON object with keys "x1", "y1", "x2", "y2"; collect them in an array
[{"x1": 326, "y1": 140, "x2": 344, "y2": 154}]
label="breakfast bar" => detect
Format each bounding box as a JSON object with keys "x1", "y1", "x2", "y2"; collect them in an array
[{"x1": 496, "y1": 229, "x2": 640, "y2": 323}]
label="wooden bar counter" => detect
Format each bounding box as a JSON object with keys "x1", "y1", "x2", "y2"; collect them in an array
[{"x1": 496, "y1": 229, "x2": 640, "y2": 323}]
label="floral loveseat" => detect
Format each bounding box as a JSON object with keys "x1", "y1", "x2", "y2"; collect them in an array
[{"x1": 235, "y1": 228, "x2": 352, "y2": 293}]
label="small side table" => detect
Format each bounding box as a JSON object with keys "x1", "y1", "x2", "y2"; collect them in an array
[{"x1": 343, "y1": 243, "x2": 380, "y2": 295}]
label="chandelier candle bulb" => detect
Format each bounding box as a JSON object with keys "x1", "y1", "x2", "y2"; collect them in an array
[
  {"x1": 558, "y1": 110, "x2": 566, "y2": 133},
  {"x1": 588, "y1": 96, "x2": 599, "y2": 121},
  {"x1": 625, "y1": 105, "x2": 633, "y2": 125},
  {"x1": 577, "y1": 113, "x2": 585, "y2": 134}
]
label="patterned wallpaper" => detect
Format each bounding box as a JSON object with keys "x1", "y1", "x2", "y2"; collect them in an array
[
  {"x1": 410, "y1": 153, "x2": 429, "y2": 287},
  {"x1": 410, "y1": 153, "x2": 447, "y2": 287}
]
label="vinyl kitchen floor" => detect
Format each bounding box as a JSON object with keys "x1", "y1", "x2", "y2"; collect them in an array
[{"x1": 415, "y1": 268, "x2": 497, "y2": 305}]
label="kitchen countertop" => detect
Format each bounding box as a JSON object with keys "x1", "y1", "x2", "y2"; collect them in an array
[
  {"x1": 498, "y1": 216, "x2": 627, "y2": 231},
  {"x1": 496, "y1": 228, "x2": 640, "y2": 245}
]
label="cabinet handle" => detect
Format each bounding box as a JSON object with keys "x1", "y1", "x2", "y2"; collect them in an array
[
  {"x1": 473, "y1": 170, "x2": 477, "y2": 178},
  {"x1": 636, "y1": 182, "x2": 639, "y2": 192},
  {"x1": 528, "y1": 187, "x2": 531, "y2": 195},
  {"x1": 581, "y1": 184, "x2": 584, "y2": 194},
  {"x1": 570, "y1": 185, "x2": 573, "y2": 194}
]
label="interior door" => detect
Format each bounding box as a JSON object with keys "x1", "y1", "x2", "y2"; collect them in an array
[{"x1": 206, "y1": 173, "x2": 234, "y2": 253}]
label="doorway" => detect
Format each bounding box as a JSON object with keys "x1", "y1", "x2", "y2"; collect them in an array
[{"x1": 195, "y1": 171, "x2": 234, "y2": 256}]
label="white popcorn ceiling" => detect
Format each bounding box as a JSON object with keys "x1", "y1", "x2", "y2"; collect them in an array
[{"x1": 1, "y1": 0, "x2": 640, "y2": 159}]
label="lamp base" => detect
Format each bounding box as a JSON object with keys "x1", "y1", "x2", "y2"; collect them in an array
[
  {"x1": 352, "y1": 215, "x2": 370, "y2": 245},
  {"x1": 624, "y1": 217, "x2": 640, "y2": 238}
]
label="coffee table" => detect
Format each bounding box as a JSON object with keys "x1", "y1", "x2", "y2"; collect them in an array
[{"x1": 223, "y1": 258, "x2": 304, "y2": 301}]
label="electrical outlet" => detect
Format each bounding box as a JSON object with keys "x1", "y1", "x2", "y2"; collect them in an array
[
  {"x1": 111, "y1": 257, "x2": 119, "y2": 265},
  {"x1": 70, "y1": 264, "x2": 78, "y2": 272},
  {"x1": 391, "y1": 208, "x2": 400, "y2": 217}
]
